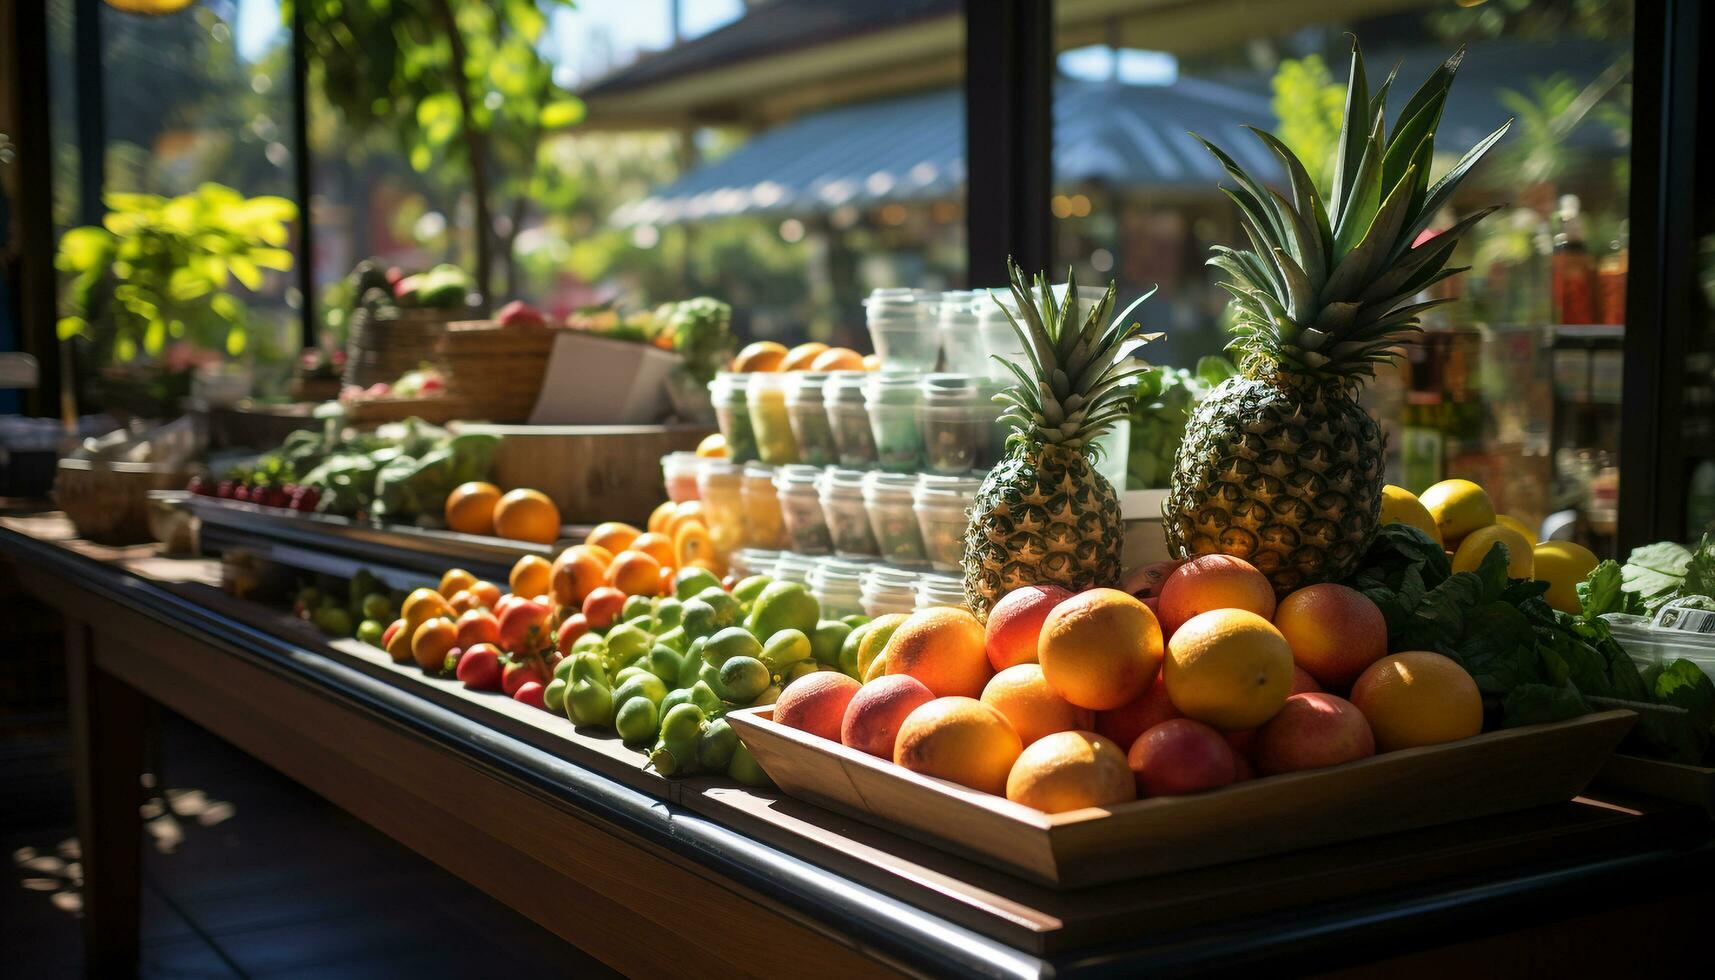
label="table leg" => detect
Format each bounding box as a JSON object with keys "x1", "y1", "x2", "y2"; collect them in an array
[{"x1": 66, "y1": 621, "x2": 146, "y2": 978}]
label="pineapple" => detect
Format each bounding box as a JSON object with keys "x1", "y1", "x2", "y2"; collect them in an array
[
  {"x1": 963, "y1": 261, "x2": 1157, "y2": 620},
  {"x1": 1165, "y1": 42, "x2": 1510, "y2": 594}
]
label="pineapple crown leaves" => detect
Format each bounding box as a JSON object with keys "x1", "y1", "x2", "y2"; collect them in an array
[
  {"x1": 988, "y1": 257, "x2": 1160, "y2": 457},
  {"x1": 1192, "y1": 39, "x2": 1511, "y2": 386}
]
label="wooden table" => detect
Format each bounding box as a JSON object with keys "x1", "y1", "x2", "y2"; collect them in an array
[{"x1": 4, "y1": 513, "x2": 1712, "y2": 978}]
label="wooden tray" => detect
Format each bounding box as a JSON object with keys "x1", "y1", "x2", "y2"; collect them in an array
[
  {"x1": 728, "y1": 706, "x2": 1637, "y2": 889},
  {"x1": 1595, "y1": 753, "x2": 1715, "y2": 819}
]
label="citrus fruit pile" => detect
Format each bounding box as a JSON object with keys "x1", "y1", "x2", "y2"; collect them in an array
[
  {"x1": 1385, "y1": 479, "x2": 1598, "y2": 614},
  {"x1": 444, "y1": 480, "x2": 564, "y2": 545},
  {"x1": 730, "y1": 340, "x2": 878, "y2": 374},
  {"x1": 771, "y1": 556, "x2": 1489, "y2": 813}
]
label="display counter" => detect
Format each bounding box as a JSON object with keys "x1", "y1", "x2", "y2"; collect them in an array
[{"x1": 4, "y1": 512, "x2": 1712, "y2": 977}]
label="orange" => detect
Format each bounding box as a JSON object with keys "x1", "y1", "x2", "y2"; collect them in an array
[
  {"x1": 861, "y1": 353, "x2": 881, "y2": 371},
  {"x1": 780, "y1": 342, "x2": 829, "y2": 371},
  {"x1": 630, "y1": 531, "x2": 676, "y2": 567},
  {"x1": 980, "y1": 664, "x2": 1093, "y2": 746},
  {"x1": 586, "y1": 521, "x2": 642, "y2": 555},
  {"x1": 696, "y1": 433, "x2": 728, "y2": 458},
  {"x1": 493, "y1": 489, "x2": 562, "y2": 545},
  {"x1": 549, "y1": 546, "x2": 609, "y2": 607},
  {"x1": 656, "y1": 565, "x2": 676, "y2": 597},
  {"x1": 884, "y1": 607, "x2": 992, "y2": 698},
  {"x1": 444, "y1": 481, "x2": 501, "y2": 536},
  {"x1": 673, "y1": 520, "x2": 719, "y2": 572},
  {"x1": 1272, "y1": 583, "x2": 1388, "y2": 689},
  {"x1": 401, "y1": 588, "x2": 452, "y2": 631},
  {"x1": 810, "y1": 346, "x2": 865, "y2": 372},
  {"x1": 664, "y1": 500, "x2": 705, "y2": 538},
  {"x1": 1005, "y1": 731, "x2": 1135, "y2": 813},
  {"x1": 732, "y1": 340, "x2": 788, "y2": 373},
  {"x1": 1157, "y1": 555, "x2": 1276, "y2": 636},
  {"x1": 468, "y1": 580, "x2": 502, "y2": 609},
  {"x1": 647, "y1": 500, "x2": 676, "y2": 535},
  {"x1": 384, "y1": 618, "x2": 414, "y2": 665},
  {"x1": 509, "y1": 554, "x2": 553, "y2": 600},
  {"x1": 1164, "y1": 609, "x2": 1294, "y2": 732},
  {"x1": 438, "y1": 567, "x2": 477, "y2": 599},
  {"x1": 1037, "y1": 588, "x2": 1163, "y2": 710},
  {"x1": 606, "y1": 550, "x2": 664, "y2": 597},
  {"x1": 411, "y1": 618, "x2": 458, "y2": 673},
  {"x1": 893, "y1": 697, "x2": 1023, "y2": 796},
  {"x1": 1349, "y1": 651, "x2": 1482, "y2": 752}
]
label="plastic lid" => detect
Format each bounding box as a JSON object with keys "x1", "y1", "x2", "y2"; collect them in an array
[
  {"x1": 772, "y1": 553, "x2": 820, "y2": 582},
  {"x1": 708, "y1": 371, "x2": 749, "y2": 395},
  {"x1": 864, "y1": 371, "x2": 926, "y2": 405},
  {"x1": 808, "y1": 558, "x2": 870, "y2": 589},
  {"x1": 916, "y1": 574, "x2": 967, "y2": 604},
  {"x1": 861, "y1": 566, "x2": 921, "y2": 594},
  {"x1": 746, "y1": 371, "x2": 788, "y2": 394},
  {"x1": 862, "y1": 471, "x2": 918, "y2": 501},
  {"x1": 817, "y1": 467, "x2": 869, "y2": 493},
  {"x1": 660, "y1": 450, "x2": 700, "y2": 470},
  {"x1": 775, "y1": 463, "x2": 824, "y2": 488},
  {"x1": 733, "y1": 548, "x2": 781, "y2": 575},
  {"x1": 919, "y1": 372, "x2": 991, "y2": 404},
  {"x1": 696, "y1": 457, "x2": 741, "y2": 477},
  {"x1": 822, "y1": 370, "x2": 870, "y2": 405},
  {"x1": 784, "y1": 371, "x2": 832, "y2": 403},
  {"x1": 914, "y1": 473, "x2": 984, "y2": 503},
  {"x1": 742, "y1": 461, "x2": 778, "y2": 480}
]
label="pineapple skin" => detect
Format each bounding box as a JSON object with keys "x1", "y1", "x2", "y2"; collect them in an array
[
  {"x1": 963, "y1": 442, "x2": 1125, "y2": 621},
  {"x1": 1164, "y1": 374, "x2": 1385, "y2": 595}
]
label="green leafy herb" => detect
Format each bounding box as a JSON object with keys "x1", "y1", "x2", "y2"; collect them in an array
[{"x1": 1577, "y1": 560, "x2": 1645, "y2": 618}]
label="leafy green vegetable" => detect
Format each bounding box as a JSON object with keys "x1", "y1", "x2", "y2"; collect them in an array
[
  {"x1": 1576, "y1": 560, "x2": 1644, "y2": 618},
  {"x1": 1622, "y1": 540, "x2": 1694, "y2": 607},
  {"x1": 1502, "y1": 682, "x2": 1590, "y2": 727}
]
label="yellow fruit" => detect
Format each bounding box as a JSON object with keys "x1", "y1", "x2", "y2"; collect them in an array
[
  {"x1": 1419, "y1": 479, "x2": 1495, "y2": 547},
  {"x1": 862, "y1": 353, "x2": 881, "y2": 371},
  {"x1": 1534, "y1": 541, "x2": 1600, "y2": 614},
  {"x1": 438, "y1": 568, "x2": 476, "y2": 599},
  {"x1": 696, "y1": 433, "x2": 728, "y2": 458},
  {"x1": 586, "y1": 521, "x2": 642, "y2": 555},
  {"x1": 893, "y1": 697, "x2": 1023, "y2": 796},
  {"x1": 1163, "y1": 609, "x2": 1293, "y2": 732},
  {"x1": 493, "y1": 489, "x2": 562, "y2": 545},
  {"x1": 606, "y1": 549, "x2": 663, "y2": 597},
  {"x1": 1379, "y1": 485, "x2": 1441, "y2": 546},
  {"x1": 810, "y1": 347, "x2": 866, "y2": 372},
  {"x1": 732, "y1": 340, "x2": 788, "y2": 372},
  {"x1": 401, "y1": 588, "x2": 452, "y2": 631},
  {"x1": 647, "y1": 500, "x2": 676, "y2": 535},
  {"x1": 1450, "y1": 524, "x2": 1533, "y2": 580},
  {"x1": 444, "y1": 481, "x2": 501, "y2": 536},
  {"x1": 673, "y1": 520, "x2": 721, "y2": 573},
  {"x1": 1495, "y1": 514, "x2": 1537, "y2": 547},
  {"x1": 980, "y1": 664, "x2": 1092, "y2": 746},
  {"x1": 1005, "y1": 731, "x2": 1135, "y2": 813},
  {"x1": 1037, "y1": 588, "x2": 1163, "y2": 710},
  {"x1": 1350, "y1": 651, "x2": 1482, "y2": 751},
  {"x1": 629, "y1": 531, "x2": 676, "y2": 568},
  {"x1": 510, "y1": 554, "x2": 553, "y2": 599},
  {"x1": 780, "y1": 342, "x2": 828, "y2": 372},
  {"x1": 885, "y1": 607, "x2": 991, "y2": 698}
]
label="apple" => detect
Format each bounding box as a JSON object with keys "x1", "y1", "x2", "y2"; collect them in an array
[{"x1": 498, "y1": 598, "x2": 552, "y2": 654}]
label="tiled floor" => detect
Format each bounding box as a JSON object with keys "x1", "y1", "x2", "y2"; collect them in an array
[{"x1": 2, "y1": 709, "x2": 616, "y2": 978}]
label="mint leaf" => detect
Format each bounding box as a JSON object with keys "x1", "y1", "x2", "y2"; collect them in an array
[
  {"x1": 1680, "y1": 532, "x2": 1715, "y2": 599},
  {"x1": 1577, "y1": 560, "x2": 1642, "y2": 618},
  {"x1": 1503, "y1": 682, "x2": 1590, "y2": 727},
  {"x1": 1455, "y1": 602, "x2": 1540, "y2": 698},
  {"x1": 1475, "y1": 540, "x2": 1512, "y2": 598}
]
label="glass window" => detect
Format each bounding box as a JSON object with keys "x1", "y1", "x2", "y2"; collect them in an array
[{"x1": 1052, "y1": 0, "x2": 1633, "y2": 553}]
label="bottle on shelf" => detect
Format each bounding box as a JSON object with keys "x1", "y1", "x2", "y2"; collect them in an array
[
  {"x1": 1598, "y1": 220, "x2": 1628, "y2": 326},
  {"x1": 1551, "y1": 194, "x2": 1597, "y2": 325}
]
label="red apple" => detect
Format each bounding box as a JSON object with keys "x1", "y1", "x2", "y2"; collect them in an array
[
  {"x1": 456, "y1": 643, "x2": 503, "y2": 691},
  {"x1": 455, "y1": 609, "x2": 501, "y2": 650},
  {"x1": 498, "y1": 598, "x2": 552, "y2": 654}
]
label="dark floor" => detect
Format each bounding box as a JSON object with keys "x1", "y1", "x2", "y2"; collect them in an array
[{"x1": 1, "y1": 706, "x2": 613, "y2": 978}]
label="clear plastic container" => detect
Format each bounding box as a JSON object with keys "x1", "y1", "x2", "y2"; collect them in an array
[
  {"x1": 1602, "y1": 603, "x2": 1715, "y2": 681},
  {"x1": 818, "y1": 467, "x2": 880, "y2": 558},
  {"x1": 865, "y1": 372, "x2": 925, "y2": 473},
  {"x1": 863, "y1": 471, "x2": 928, "y2": 567},
  {"x1": 660, "y1": 451, "x2": 702, "y2": 503},
  {"x1": 975, "y1": 292, "x2": 1028, "y2": 384},
  {"x1": 695, "y1": 458, "x2": 745, "y2": 561},
  {"x1": 914, "y1": 474, "x2": 982, "y2": 572},
  {"x1": 746, "y1": 372, "x2": 799, "y2": 464},
  {"x1": 772, "y1": 552, "x2": 820, "y2": 585},
  {"x1": 915, "y1": 574, "x2": 969, "y2": 611},
  {"x1": 808, "y1": 558, "x2": 869, "y2": 620},
  {"x1": 774, "y1": 464, "x2": 832, "y2": 555},
  {"x1": 784, "y1": 372, "x2": 838, "y2": 466},
  {"x1": 919, "y1": 373, "x2": 1004, "y2": 475},
  {"x1": 731, "y1": 548, "x2": 780, "y2": 580},
  {"x1": 740, "y1": 462, "x2": 787, "y2": 550},
  {"x1": 708, "y1": 373, "x2": 759, "y2": 462},
  {"x1": 823, "y1": 371, "x2": 878, "y2": 467},
  {"x1": 865, "y1": 287, "x2": 941, "y2": 372},
  {"x1": 861, "y1": 568, "x2": 921, "y2": 618},
  {"x1": 938, "y1": 290, "x2": 987, "y2": 375}
]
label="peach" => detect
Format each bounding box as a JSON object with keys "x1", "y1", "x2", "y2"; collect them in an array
[
  {"x1": 775, "y1": 672, "x2": 862, "y2": 742},
  {"x1": 551, "y1": 546, "x2": 610, "y2": 607},
  {"x1": 980, "y1": 664, "x2": 1093, "y2": 746},
  {"x1": 984, "y1": 585, "x2": 1072, "y2": 671},
  {"x1": 885, "y1": 607, "x2": 992, "y2": 699},
  {"x1": 1252, "y1": 692, "x2": 1375, "y2": 775},
  {"x1": 1291, "y1": 665, "x2": 1323, "y2": 694},
  {"x1": 1273, "y1": 583, "x2": 1388, "y2": 689},
  {"x1": 581, "y1": 587, "x2": 627, "y2": 630},
  {"x1": 1093, "y1": 670, "x2": 1178, "y2": 750},
  {"x1": 894, "y1": 697, "x2": 1023, "y2": 795},
  {"x1": 1127, "y1": 718, "x2": 1237, "y2": 796},
  {"x1": 841, "y1": 675, "x2": 936, "y2": 758},
  {"x1": 1156, "y1": 554, "x2": 1276, "y2": 637},
  {"x1": 497, "y1": 598, "x2": 551, "y2": 655},
  {"x1": 454, "y1": 609, "x2": 500, "y2": 650}
]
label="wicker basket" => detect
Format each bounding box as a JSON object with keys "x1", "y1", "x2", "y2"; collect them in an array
[
  {"x1": 342, "y1": 396, "x2": 471, "y2": 427},
  {"x1": 436, "y1": 319, "x2": 555, "y2": 422},
  {"x1": 344, "y1": 307, "x2": 462, "y2": 388},
  {"x1": 54, "y1": 459, "x2": 190, "y2": 544}
]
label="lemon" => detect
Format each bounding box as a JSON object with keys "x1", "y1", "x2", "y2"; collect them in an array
[
  {"x1": 696, "y1": 432, "x2": 728, "y2": 458},
  {"x1": 1495, "y1": 514, "x2": 1538, "y2": 547},
  {"x1": 1379, "y1": 485, "x2": 1441, "y2": 545},
  {"x1": 1419, "y1": 479, "x2": 1495, "y2": 547},
  {"x1": 1450, "y1": 524, "x2": 1533, "y2": 579},
  {"x1": 1163, "y1": 609, "x2": 1293, "y2": 732},
  {"x1": 1534, "y1": 541, "x2": 1599, "y2": 614}
]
